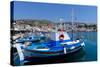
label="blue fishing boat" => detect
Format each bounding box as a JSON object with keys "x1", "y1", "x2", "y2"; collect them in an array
[{"x1": 23, "y1": 29, "x2": 85, "y2": 56}]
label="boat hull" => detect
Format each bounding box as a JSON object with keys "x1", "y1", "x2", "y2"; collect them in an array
[{"x1": 24, "y1": 43, "x2": 84, "y2": 58}]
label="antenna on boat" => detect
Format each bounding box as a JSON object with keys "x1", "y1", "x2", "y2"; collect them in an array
[{"x1": 60, "y1": 18, "x2": 63, "y2": 29}]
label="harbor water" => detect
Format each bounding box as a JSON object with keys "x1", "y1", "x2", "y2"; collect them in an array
[{"x1": 66, "y1": 31, "x2": 97, "y2": 62}]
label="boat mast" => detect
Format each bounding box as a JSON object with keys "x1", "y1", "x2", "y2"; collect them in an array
[{"x1": 71, "y1": 8, "x2": 74, "y2": 41}]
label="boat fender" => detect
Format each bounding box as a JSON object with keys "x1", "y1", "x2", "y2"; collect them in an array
[{"x1": 64, "y1": 47, "x2": 67, "y2": 54}]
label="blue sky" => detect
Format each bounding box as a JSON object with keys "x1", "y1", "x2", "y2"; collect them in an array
[{"x1": 12, "y1": 1, "x2": 97, "y2": 23}]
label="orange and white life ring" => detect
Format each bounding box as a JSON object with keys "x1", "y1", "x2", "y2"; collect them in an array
[{"x1": 59, "y1": 34, "x2": 64, "y2": 40}]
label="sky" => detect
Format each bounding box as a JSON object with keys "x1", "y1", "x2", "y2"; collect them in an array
[{"x1": 11, "y1": 1, "x2": 97, "y2": 23}]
